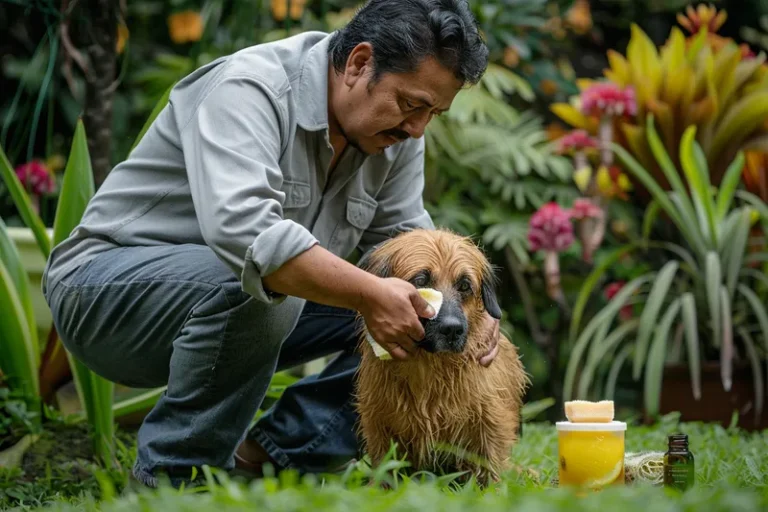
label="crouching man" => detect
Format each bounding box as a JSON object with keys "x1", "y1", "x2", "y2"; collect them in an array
[{"x1": 42, "y1": 0, "x2": 500, "y2": 488}]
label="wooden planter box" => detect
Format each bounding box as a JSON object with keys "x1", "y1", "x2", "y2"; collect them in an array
[{"x1": 658, "y1": 362, "x2": 767, "y2": 431}]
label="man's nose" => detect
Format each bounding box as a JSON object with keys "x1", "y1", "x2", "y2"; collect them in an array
[{"x1": 400, "y1": 110, "x2": 433, "y2": 139}]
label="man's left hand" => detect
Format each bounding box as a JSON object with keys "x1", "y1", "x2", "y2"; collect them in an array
[{"x1": 478, "y1": 312, "x2": 500, "y2": 367}]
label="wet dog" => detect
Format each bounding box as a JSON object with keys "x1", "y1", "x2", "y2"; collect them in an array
[{"x1": 354, "y1": 229, "x2": 530, "y2": 485}]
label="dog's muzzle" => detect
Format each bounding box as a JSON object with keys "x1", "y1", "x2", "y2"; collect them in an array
[{"x1": 420, "y1": 297, "x2": 468, "y2": 354}]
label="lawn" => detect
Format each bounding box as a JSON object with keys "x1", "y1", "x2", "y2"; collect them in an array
[{"x1": 2, "y1": 413, "x2": 766, "y2": 511}]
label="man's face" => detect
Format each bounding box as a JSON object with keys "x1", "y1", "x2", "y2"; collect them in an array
[{"x1": 332, "y1": 43, "x2": 464, "y2": 155}]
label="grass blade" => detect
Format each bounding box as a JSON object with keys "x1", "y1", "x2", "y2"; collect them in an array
[
  {"x1": 564, "y1": 274, "x2": 653, "y2": 401},
  {"x1": 719, "y1": 286, "x2": 733, "y2": 392},
  {"x1": 681, "y1": 293, "x2": 701, "y2": 401},
  {"x1": 113, "y1": 387, "x2": 166, "y2": 419},
  {"x1": 606, "y1": 345, "x2": 634, "y2": 400},
  {"x1": 0, "y1": 143, "x2": 51, "y2": 258},
  {"x1": 633, "y1": 260, "x2": 679, "y2": 380},
  {"x1": 644, "y1": 298, "x2": 682, "y2": 418},
  {"x1": 0, "y1": 259, "x2": 40, "y2": 400},
  {"x1": 738, "y1": 326, "x2": 764, "y2": 427},
  {"x1": 0, "y1": 218, "x2": 39, "y2": 363},
  {"x1": 53, "y1": 119, "x2": 95, "y2": 246},
  {"x1": 706, "y1": 252, "x2": 722, "y2": 348},
  {"x1": 716, "y1": 150, "x2": 746, "y2": 220}
]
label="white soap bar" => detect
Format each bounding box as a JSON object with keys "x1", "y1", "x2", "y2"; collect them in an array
[{"x1": 366, "y1": 288, "x2": 443, "y2": 361}]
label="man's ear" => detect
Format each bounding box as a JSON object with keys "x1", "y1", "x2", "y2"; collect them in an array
[
  {"x1": 481, "y1": 274, "x2": 502, "y2": 320},
  {"x1": 357, "y1": 245, "x2": 391, "y2": 278}
]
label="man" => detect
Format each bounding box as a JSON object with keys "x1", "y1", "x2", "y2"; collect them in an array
[{"x1": 42, "y1": 0, "x2": 499, "y2": 487}]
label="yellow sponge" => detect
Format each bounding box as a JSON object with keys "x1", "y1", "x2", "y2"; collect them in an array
[
  {"x1": 366, "y1": 288, "x2": 443, "y2": 360},
  {"x1": 564, "y1": 400, "x2": 615, "y2": 423}
]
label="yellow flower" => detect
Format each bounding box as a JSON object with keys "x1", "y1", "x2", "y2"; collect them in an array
[
  {"x1": 573, "y1": 166, "x2": 592, "y2": 193},
  {"x1": 116, "y1": 22, "x2": 129, "y2": 54},
  {"x1": 617, "y1": 173, "x2": 632, "y2": 191},
  {"x1": 45, "y1": 154, "x2": 65, "y2": 173},
  {"x1": 596, "y1": 165, "x2": 613, "y2": 196},
  {"x1": 168, "y1": 10, "x2": 203, "y2": 44}
]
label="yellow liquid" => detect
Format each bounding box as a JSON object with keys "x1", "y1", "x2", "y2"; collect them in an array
[{"x1": 558, "y1": 430, "x2": 625, "y2": 489}]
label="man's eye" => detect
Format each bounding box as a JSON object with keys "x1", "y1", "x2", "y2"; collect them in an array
[{"x1": 404, "y1": 100, "x2": 416, "y2": 110}]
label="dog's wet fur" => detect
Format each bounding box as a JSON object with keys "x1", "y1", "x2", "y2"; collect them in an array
[{"x1": 354, "y1": 229, "x2": 530, "y2": 485}]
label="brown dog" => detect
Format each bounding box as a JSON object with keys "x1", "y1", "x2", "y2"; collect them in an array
[{"x1": 353, "y1": 228, "x2": 530, "y2": 484}]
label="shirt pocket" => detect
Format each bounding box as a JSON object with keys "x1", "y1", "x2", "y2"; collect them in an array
[
  {"x1": 281, "y1": 180, "x2": 311, "y2": 220},
  {"x1": 329, "y1": 194, "x2": 378, "y2": 257}
]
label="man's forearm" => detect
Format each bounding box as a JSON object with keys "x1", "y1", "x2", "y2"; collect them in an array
[{"x1": 261, "y1": 244, "x2": 381, "y2": 312}]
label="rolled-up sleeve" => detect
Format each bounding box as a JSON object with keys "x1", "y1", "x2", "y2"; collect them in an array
[
  {"x1": 358, "y1": 137, "x2": 435, "y2": 255},
  {"x1": 179, "y1": 76, "x2": 318, "y2": 303}
]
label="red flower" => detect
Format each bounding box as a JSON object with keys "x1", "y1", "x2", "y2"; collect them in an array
[
  {"x1": 556, "y1": 130, "x2": 598, "y2": 154},
  {"x1": 604, "y1": 281, "x2": 633, "y2": 321},
  {"x1": 15, "y1": 160, "x2": 55, "y2": 196},
  {"x1": 528, "y1": 202, "x2": 575, "y2": 253},
  {"x1": 568, "y1": 198, "x2": 603, "y2": 220},
  {"x1": 580, "y1": 83, "x2": 637, "y2": 118}
]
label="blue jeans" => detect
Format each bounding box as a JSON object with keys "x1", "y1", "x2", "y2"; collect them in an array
[{"x1": 43, "y1": 243, "x2": 361, "y2": 487}]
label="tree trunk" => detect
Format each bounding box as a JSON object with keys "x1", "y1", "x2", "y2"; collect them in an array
[{"x1": 80, "y1": 0, "x2": 118, "y2": 189}]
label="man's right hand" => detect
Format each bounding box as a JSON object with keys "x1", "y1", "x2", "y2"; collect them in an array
[{"x1": 358, "y1": 278, "x2": 436, "y2": 360}]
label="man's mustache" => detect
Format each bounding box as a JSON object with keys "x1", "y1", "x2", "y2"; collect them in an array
[{"x1": 380, "y1": 128, "x2": 410, "y2": 141}]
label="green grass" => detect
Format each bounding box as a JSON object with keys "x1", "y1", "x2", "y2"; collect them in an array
[{"x1": 2, "y1": 413, "x2": 767, "y2": 511}]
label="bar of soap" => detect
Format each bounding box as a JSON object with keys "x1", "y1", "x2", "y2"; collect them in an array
[
  {"x1": 565, "y1": 400, "x2": 615, "y2": 423},
  {"x1": 366, "y1": 288, "x2": 443, "y2": 360}
]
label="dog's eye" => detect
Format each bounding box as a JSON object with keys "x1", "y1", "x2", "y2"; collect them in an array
[
  {"x1": 411, "y1": 271, "x2": 430, "y2": 288},
  {"x1": 457, "y1": 280, "x2": 472, "y2": 293}
]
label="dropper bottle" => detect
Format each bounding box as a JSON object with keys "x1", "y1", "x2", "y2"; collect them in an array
[{"x1": 663, "y1": 433, "x2": 695, "y2": 490}]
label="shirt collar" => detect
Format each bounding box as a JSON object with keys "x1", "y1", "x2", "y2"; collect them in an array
[{"x1": 295, "y1": 32, "x2": 334, "y2": 132}]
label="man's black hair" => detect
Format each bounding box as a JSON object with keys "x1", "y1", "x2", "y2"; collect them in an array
[{"x1": 328, "y1": 0, "x2": 489, "y2": 86}]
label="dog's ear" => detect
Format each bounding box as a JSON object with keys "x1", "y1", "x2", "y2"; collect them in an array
[
  {"x1": 481, "y1": 275, "x2": 502, "y2": 320},
  {"x1": 357, "y1": 245, "x2": 392, "y2": 278}
]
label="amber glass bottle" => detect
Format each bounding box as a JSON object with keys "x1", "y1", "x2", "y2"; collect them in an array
[{"x1": 664, "y1": 433, "x2": 695, "y2": 490}]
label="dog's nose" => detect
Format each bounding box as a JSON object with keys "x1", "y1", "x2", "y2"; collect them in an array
[{"x1": 438, "y1": 317, "x2": 465, "y2": 341}]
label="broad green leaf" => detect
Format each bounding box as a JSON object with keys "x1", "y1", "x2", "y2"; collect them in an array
[
  {"x1": 642, "y1": 199, "x2": 661, "y2": 242},
  {"x1": 736, "y1": 190, "x2": 768, "y2": 225},
  {"x1": 578, "y1": 319, "x2": 640, "y2": 399},
  {"x1": 53, "y1": 119, "x2": 95, "y2": 246},
  {"x1": 681, "y1": 293, "x2": 701, "y2": 401},
  {"x1": 564, "y1": 274, "x2": 653, "y2": 401},
  {"x1": 738, "y1": 326, "x2": 764, "y2": 426},
  {"x1": 0, "y1": 259, "x2": 39, "y2": 399},
  {"x1": 715, "y1": 151, "x2": 746, "y2": 220},
  {"x1": 709, "y1": 90, "x2": 768, "y2": 167},
  {"x1": 568, "y1": 243, "x2": 640, "y2": 342},
  {"x1": 0, "y1": 218, "x2": 38, "y2": 362},
  {"x1": 738, "y1": 284, "x2": 768, "y2": 383},
  {"x1": 633, "y1": 260, "x2": 679, "y2": 380},
  {"x1": 721, "y1": 207, "x2": 752, "y2": 299},
  {"x1": 130, "y1": 82, "x2": 175, "y2": 154},
  {"x1": 612, "y1": 142, "x2": 706, "y2": 254},
  {"x1": 719, "y1": 286, "x2": 733, "y2": 392},
  {"x1": 645, "y1": 115, "x2": 697, "y2": 227},
  {"x1": 644, "y1": 298, "x2": 682, "y2": 418},
  {"x1": 680, "y1": 126, "x2": 717, "y2": 248},
  {"x1": 706, "y1": 252, "x2": 722, "y2": 348},
  {"x1": 0, "y1": 143, "x2": 51, "y2": 258},
  {"x1": 606, "y1": 345, "x2": 634, "y2": 401}
]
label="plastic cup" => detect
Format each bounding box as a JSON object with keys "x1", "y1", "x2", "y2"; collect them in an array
[{"x1": 556, "y1": 420, "x2": 627, "y2": 490}]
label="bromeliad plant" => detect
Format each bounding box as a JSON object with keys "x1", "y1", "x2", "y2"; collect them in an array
[
  {"x1": 551, "y1": 4, "x2": 768, "y2": 201},
  {"x1": 564, "y1": 115, "x2": 768, "y2": 425}
]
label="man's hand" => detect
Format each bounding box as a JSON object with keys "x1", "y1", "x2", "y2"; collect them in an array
[
  {"x1": 478, "y1": 312, "x2": 500, "y2": 367},
  {"x1": 358, "y1": 278, "x2": 436, "y2": 360}
]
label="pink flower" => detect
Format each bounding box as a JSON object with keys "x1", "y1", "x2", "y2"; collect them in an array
[
  {"x1": 604, "y1": 281, "x2": 633, "y2": 321},
  {"x1": 15, "y1": 160, "x2": 55, "y2": 196},
  {"x1": 556, "y1": 130, "x2": 598, "y2": 154},
  {"x1": 528, "y1": 202, "x2": 575, "y2": 253},
  {"x1": 568, "y1": 198, "x2": 603, "y2": 220},
  {"x1": 580, "y1": 83, "x2": 637, "y2": 118}
]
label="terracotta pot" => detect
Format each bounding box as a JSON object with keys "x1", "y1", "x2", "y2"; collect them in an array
[{"x1": 656, "y1": 362, "x2": 767, "y2": 431}]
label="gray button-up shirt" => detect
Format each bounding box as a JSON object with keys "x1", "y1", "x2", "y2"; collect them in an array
[{"x1": 44, "y1": 30, "x2": 434, "y2": 304}]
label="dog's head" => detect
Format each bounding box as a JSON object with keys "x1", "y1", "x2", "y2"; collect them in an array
[{"x1": 357, "y1": 229, "x2": 501, "y2": 357}]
